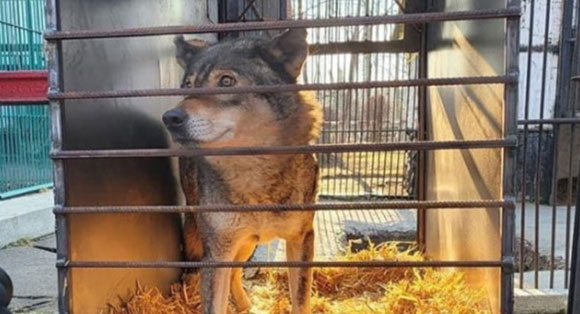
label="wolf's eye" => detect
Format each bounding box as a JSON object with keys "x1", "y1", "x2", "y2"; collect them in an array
[
  {"x1": 184, "y1": 79, "x2": 193, "y2": 88},
  {"x1": 218, "y1": 75, "x2": 235, "y2": 87}
]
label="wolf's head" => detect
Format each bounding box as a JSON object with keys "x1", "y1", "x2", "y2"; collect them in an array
[{"x1": 162, "y1": 29, "x2": 321, "y2": 148}]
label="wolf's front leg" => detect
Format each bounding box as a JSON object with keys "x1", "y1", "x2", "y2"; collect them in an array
[
  {"x1": 286, "y1": 229, "x2": 315, "y2": 314},
  {"x1": 200, "y1": 237, "x2": 235, "y2": 314},
  {"x1": 231, "y1": 241, "x2": 257, "y2": 312}
]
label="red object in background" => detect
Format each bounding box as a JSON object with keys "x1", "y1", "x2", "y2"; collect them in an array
[{"x1": 0, "y1": 71, "x2": 48, "y2": 104}]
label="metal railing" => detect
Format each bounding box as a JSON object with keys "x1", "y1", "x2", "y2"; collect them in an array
[
  {"x1": 0, "y1": 105, "x2": 51, "y2": 198},
  {"x1": 515, "y1": 0, "x2": 580, "y2": 290}
]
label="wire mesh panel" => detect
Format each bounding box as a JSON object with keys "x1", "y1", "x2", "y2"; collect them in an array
[
  {"x1": 0, "y1": 0, "x2": 51, "y2": 197},
  {"x1": 0, "y1": 0, "x2": 45, "y2": 71},
  {"x1": 222, "y1": 0, "x2": 420, "y2": 199},
  {"x1": 0, "y1": 105, "x2": 51, "y2": 197},
  {"x1": 293, "y1": 0, "x2": 419, "y2": 199}
]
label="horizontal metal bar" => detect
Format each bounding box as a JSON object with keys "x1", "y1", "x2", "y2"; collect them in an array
[
  {"x1": 48, "y1": 76, "x2": 516, "y2": 100},
  {"x1": 0, "y1": 20, "x2": 43, "y2": 35},
  {"x1": 309, "y1": 40, "x2": 419, "y2": 55},
  {"x1": 53, "y1": 199, "x2": 514, "y2": 214},
  {"x1": 56, "y1": 259, "x2": 509, "y2": 269},
  {"x1": 0, "y1": 71, "x2": 49, "y2": 104},
  {"x1": 50, "y1": 137, "x2": 517, "y2": 159},
  {"x1": 0, "y1": 183, "x2": 54, "y2": 199},
  {"x1": 44, "y1": 8, "x2": 520, "y2": 40},
  {"x1": 517, "y1": 118, "x2": 580, "y2": 125}
]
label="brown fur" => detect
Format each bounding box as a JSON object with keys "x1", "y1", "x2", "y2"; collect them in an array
[{"x1": 164, "y1": 29, "x2": 322, "y2": 314}]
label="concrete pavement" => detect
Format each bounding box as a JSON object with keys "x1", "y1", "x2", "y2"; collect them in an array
[
  {"x1": 0, "y1": 192, "x2": 54, "y2": 249},
  {"x1": 0, "y1": 235, "x2": 57, "y2": 313}
]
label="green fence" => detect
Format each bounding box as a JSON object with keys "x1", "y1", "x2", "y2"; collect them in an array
[
  {"x1": 0, "y1": 0, "x2": 52, "y2": 198},
  {"x1": 0, "y1": 105, "x2": 52, "y2": 197},
  {"x1": 0, "y1": 0, "x2": 45, "y2": 70}
]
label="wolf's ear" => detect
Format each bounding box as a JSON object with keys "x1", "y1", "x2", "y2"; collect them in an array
[
  {"x1": 265, "y1": 28, "x2": 308, "y2": 78},
  {"x1": 174, "y1": 35, "x2": 207, "y2": 69}
]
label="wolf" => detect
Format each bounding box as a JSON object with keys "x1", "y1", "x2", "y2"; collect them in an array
[{"x1": 162, "y1": 29, "x2": 322, "y2": 314}]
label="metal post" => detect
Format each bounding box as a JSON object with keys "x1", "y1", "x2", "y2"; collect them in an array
[
  {"x1": 502, "y1": 0, "x2": 520, "y2": 312},
  {"x1": 566, "y1": 69, "x2": 580, "y2": 314},
  {"x1": 554, "y1": 0, "x2": 576, "y2": 119},
  {"x1": 45, "y1": 0, "x2": 68, "y2": 312},
  {"x1": 415, "y1": 1, "x2": 429, "y2": 250},
  {"x1": 568, "y1": 148, "x2": 580, "y2": 314}
]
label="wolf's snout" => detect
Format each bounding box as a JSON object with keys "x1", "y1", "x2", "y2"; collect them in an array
[{"x1": 163, "y1": 109, "x2": 187, "y2": 129}]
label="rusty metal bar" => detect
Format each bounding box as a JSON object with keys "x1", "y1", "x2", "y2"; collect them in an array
[
  {"x1": 517, "y1": 118, "x2": 580, "y2": 125},
  {"x1": 531, "y1": 0, "x2": 552, "y2": 289},
  {"x1": 47, "y1": 75, "x2": 517, "y2": 100},
  {"x1": 309, "y1": 40, "x2": 419, "y2": 55},
  {"x1": 565, "y1": 8, "x2": 580, "y2": 287},
  {"x1": 518, "y1": 0, "x2": 535, "y2": 289},
  {"x1": 502, "y1": 0, "x2": 519, "y2": 311},
  {"x1": 53, "y1": 199, "x2": 514, "y2": 214},
  {"x1": 50, "y1": 137, "x2": 518, "y2": 159},
  {"x1": 46, "y1": 0, "x2": 68, "y2": 313},
  {"x1": 56, "y1": 259, "x2": 509, "y2": 269},
  {"x1": 44, "y1": 8, "x2": 521, "y2": 40},
  {"x1": 416, "y1": 4, "x2": 428, "y2": 250}
]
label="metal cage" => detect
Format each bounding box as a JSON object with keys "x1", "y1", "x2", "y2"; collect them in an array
[{"x1": 44, "y1": 0, "x2": 521, "y2": 313}]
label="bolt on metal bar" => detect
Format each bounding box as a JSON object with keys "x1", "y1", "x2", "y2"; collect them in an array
[
  {"x1": 56, "y1": 259, "x2": 508, "y2": 269},
  {"x1": 47, "y1": 75, "x2": 517, "y2": 100},
  {"x1": 49, "y1": 137, "x2": 518, "y2": 159},
  {"x1": 44, "y1": 8, "x2": 521, "y2": 40},
  {"x1": 53, "y1": 199, "x2": 514, "y2": 214}
]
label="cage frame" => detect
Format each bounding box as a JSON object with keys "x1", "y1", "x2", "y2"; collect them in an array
[{"x1": 44, "y1": 0, "x2": 521, "y2": 312}]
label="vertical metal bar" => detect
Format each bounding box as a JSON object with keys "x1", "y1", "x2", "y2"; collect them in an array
[
  {"x1": 532, "y1": 0, "x2": 552, "y2": 289},
  {"x1": 413, "y1": 56, "x2": 419, "y2": 199},
  {"x1": 25, "y1": 0, "x2": 35, "y2": 68},
  {"x1": 519, "y1": 0, "x2": 535, "y2": 289},
  {"x1": 416, "y1": 6, "x2": 427, "y2": 248},
  {"x1": 46, "y1": 0, "x2": 68, "y2": 312},
  {"x1": 565, "y1": 126, "x2": 577, "y2": 289},
  {"x1": 503, "y1": 0, "x2": 520, "y2": 311},
  {"x1": 388, "y1": 54, "x2": 400, "y2": 197},
  {"x1": 567, "y1": 145, "x2": 580, "y2": 314},
  {"x1": 549, "y1": 125, "x2": 561, "y2": 287},
  {"x1": 565, "y1": 2, "x2": 580, "y2": 288},
  {"x1": 396, "y1": 55, "x2": 409, "y2": 197},
  {"x1": 334, "y1": 28, "x2": 342, "y2": 196},
  {"x1": 554, "y1": 0, "x2": 576, "y2": 119},
  {"x1": 279, "y1": 0, "x2": 287, "y2": 20}
]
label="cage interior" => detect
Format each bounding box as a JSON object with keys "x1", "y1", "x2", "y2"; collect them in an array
[{"x1": 47, "y1": 0, "x2": 516, "y2": 313}]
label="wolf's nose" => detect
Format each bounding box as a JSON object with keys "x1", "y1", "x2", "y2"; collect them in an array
[{"x1": 163, "y1": 109, "x2": 187, "y2": 129}]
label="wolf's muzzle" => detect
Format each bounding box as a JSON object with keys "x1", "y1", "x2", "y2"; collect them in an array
[{"x1": 163, "y1": 108, "x2": 188, "y2": 131}]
